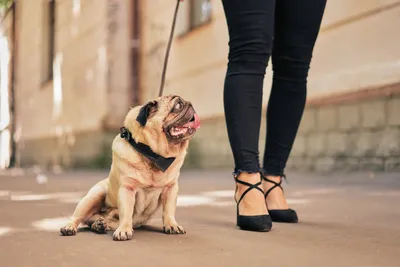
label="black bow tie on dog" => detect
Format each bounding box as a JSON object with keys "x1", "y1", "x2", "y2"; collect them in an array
[{"x1": 119, "y1": 127, "x2": 176, "y2": 172}]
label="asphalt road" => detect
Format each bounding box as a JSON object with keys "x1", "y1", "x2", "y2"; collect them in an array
[{"x1": 0, "y1": 169, "x2": 399, "y2": 267}]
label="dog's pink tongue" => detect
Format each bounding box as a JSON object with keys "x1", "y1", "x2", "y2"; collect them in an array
[{"x1": 183, "y1": 113, "x2": 201, "y2": 129}]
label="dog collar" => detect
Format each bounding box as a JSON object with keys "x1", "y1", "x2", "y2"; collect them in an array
[{"x1": 119, "y1": 127, "x2": 176, "y2": 172}]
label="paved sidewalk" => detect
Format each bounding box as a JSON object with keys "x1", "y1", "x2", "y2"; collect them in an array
[{"x1": 0, "y1": 170, "x2": 399, "y2": 267}]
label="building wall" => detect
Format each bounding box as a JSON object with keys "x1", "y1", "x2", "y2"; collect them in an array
[
  {"x1": 141, "y1": 0, "x2": 400, "y2": 172},
  {"x1": 184, "y1": 86, "x2": 400, "y2": 172},
  {"x1": 104, "y1": 0, "x2": 134, "y2": 130},
  {"x1": 17, "y1": 0, "x2": 108, "y2": 139},
  {"x1": 7, "y1": 0, "x2": 400, "y2": 171},
  {"x1": 14, "y1": 0, "x2": 132, "y2": 168},
  {"x1": 0, "y1": 7, "x2": 14, "y2": 169},
  {"x1": 141, "y1": 0, "x2": 400, "y2": 117}
]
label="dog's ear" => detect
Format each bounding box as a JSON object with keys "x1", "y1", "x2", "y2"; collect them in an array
[{"x1": 136, "y1": 100, "x2": 158, "y2": 126}]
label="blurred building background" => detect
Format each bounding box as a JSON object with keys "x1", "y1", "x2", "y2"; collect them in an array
[{"x1": 0, "y1": 0, "x2": 399, "y2": 172}]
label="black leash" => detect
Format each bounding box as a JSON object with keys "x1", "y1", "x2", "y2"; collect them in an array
[
  {"x1": 158, "y1": 0, "x2": 182, "y2": 97},
  {"x1": 118, "y1": 1, "x2": 182, "y2": 172},
  {"x1": 120, "y1": 127, "x2": 176, "y2": 172}
]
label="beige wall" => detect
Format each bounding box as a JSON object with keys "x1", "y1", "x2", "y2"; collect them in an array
[
  {"x1": 11, "y1": 0, "x2": 133, "y2": 168},
  {"x1": 310, "y1": 0, "x2": 400, "y2": 98},
  {"x1": 15, "y1": 0, "x2": 132, "y2": 140},
  {"x1": 16, "y1": 0, "x2": 108, "y2": 141},
  {"x1": 104, "y1": 0, "x2": 133, "y2": 129},
  {"x1": 140, "y1": 0, "x2": 400, "y2": 119},
  {"x1": 0, "y1": 7, "x2": 14, "y2": 169}
]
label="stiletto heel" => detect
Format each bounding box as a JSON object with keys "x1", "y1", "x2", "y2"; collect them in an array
[
  {"x1": 261, "y1": 174, "x2": 298, "y2": 223},
  {"x1": 234, "y1": 174, "x2": 272, "y2": 232}
]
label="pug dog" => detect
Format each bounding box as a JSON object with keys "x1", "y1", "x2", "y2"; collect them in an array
[{"x1": 60, "y1": 95, "x2": 200, "y2": 241}]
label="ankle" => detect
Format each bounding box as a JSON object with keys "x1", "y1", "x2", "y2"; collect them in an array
[
  {"x1": 235, "y1": 172, "x2": 261, "y2": 200},
  {"x1": 262, "y1": 175, "x2": 289, "y2": 210},
  {"x1": 234, "y1": 172, "x2": 268, "y2": 216},
  {"x1": 262, "y1": 175, "x2": 283, "y2": 189},
  {"x1": 236, "y1": 172, "x2": 261, "y2": 183},
  {"x1": 264, "y1": 175, "x2": 282, "y2": 183}
]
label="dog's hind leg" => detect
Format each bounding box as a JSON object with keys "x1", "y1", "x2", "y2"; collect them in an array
[
  {"x1": 87, "y1": 209, "x2": 119, "y2": 234},
  {"x1": 104, "y1": 209, "x2": 119, "y2": 231},
  {"x1": 60, "y1": 179, "x2": 108, "y2": 236},
  {"x1": 87, "y1": 214, "x2": 107, "y2": 234},
  {"x1": 90, "y1": 218, "x2": 119, "y2": 233}
]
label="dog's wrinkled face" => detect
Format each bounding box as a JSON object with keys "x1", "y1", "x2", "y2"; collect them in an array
[{"x1": 135, "y1": 95, "x2": 200, "y2": 143}]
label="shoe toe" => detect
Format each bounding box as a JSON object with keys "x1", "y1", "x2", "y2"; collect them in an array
[
  {"x1": 237, "y1": 215, "x2": 272, "y2": 232},
  {"x1": 269, "y1": 209, "x2": 298, "y2": 223}
]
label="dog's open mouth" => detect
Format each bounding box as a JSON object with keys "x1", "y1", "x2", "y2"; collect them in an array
[{"x1": 169, "y1": 113, "x2": 200, "y2": 137}]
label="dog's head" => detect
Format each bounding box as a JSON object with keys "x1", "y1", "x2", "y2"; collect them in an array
[{"x1": 124, "y1": 95, "x2": 200, "y2": 145}]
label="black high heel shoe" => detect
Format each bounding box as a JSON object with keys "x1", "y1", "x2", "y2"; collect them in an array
[
  {"x1": 261, "y1": 174, "x2": 298, "y2": 223},
  {"x1": 234, "y1": 175, "x2": 272, "y2": 232}
]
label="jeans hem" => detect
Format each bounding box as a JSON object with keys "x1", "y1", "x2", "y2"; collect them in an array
[{"x1": 260, "y1": 168, "x2": 286, "y2": 178}]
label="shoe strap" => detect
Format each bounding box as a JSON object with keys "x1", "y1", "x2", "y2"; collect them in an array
[
  {"x1": 234, "y1": 177, "x2": 264, "y2": 206},
  {"x1": 261, "y1": 174, "x2": 286, "y2": 198}
]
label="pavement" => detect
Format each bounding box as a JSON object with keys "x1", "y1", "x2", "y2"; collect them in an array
[{"x1": 0, "y1": 169, "x2": 399, "y2": 267}]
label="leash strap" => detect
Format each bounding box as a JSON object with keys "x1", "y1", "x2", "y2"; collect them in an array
[{"x1": 158, "y1": 0, "x2": 181, "y2": 97}]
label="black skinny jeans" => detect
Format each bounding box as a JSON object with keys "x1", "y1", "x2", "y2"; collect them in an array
[{"x1": 222, "y1": 0, "x2": 327, "y2": 177}]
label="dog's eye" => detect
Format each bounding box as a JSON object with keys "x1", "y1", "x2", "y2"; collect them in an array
[{"x1": 174, "y1": 101, "x2": 183, "y2": 111}]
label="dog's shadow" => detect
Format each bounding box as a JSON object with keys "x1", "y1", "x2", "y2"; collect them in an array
[
  {"x1": 77, "y1": 227, "x2": 92, "y2": 233},
  {"x1": 135, "y1": 225, "x2": 164, "y2": 234},
  {"x1": 77, "y1": 225, "x2": 164, "y2": 235}
]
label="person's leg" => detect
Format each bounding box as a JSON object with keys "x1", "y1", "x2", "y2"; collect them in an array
[
  {"x1": 222, "y1": 0, "x2": 275, "y2": 231},
  {"x1": 262, "y1": 0, "x2": 327, "y2": 219}
]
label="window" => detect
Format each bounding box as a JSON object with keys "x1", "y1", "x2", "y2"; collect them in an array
[
  {"x1": 176, "y1": 0, "x2": 212, "y2": 36},
  {"x1": 41, "y1": 0, "x2": 55, "y2": 83}
]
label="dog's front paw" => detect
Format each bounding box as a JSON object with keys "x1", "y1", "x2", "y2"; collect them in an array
[
  {"x1": 163, "y1": 223, "x2": 186, "y2": 235},
  {"x1": 113, "y1": 226, "x2": 133, "y2": 241},
  {"x1": 60, "y1": 223, "x2": 77, "y2": 236}
]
